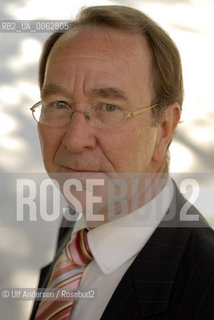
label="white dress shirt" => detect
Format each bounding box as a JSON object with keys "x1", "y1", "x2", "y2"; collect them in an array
[{"x1": 70, "y1": 178, "x2": 174, "y2": 320}]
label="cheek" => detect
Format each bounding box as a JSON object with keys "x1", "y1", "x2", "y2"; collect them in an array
[
  {"x1": 38, "y1": 125, "x2": 64, "y2": 170},
  {"x1": 122, "y1": 124, "x2": 156, "y2": 171},
  {"x1": 99, "y1": 123, "x2": 154, "y2": 172}
]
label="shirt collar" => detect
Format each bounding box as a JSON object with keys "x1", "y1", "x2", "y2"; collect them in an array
[{"x1": 74, "y1": 178, "x2": 174, "y2": 275}]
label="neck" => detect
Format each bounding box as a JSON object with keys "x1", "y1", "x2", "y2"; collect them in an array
[{"x1": 85, "y1": 169, "x2": 169, "y2": 229}]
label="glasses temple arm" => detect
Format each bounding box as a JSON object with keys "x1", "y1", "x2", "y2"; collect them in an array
[{"x1": 126, "y1": 104, "x2": 159, "y2": 118}]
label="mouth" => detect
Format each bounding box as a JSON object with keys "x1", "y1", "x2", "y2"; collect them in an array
[
  {"x1": 58, "y1": 165, "x2": 99, "y2": 173},
  {"x1": 54, "y1": 165, "x2": 109, "y2": 187}
]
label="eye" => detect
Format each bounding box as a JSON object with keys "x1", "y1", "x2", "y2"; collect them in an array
[
  {"x1": 100, "y1": 104, "x2": 119, "y2": 112},
  {"x1": 52, "y1": 101, "x2": 69, "y2": 110}
]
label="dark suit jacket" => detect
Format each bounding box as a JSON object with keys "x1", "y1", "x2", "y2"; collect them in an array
[{"x1": 30, "y1": 183, "x2": 214, "y2": 320}]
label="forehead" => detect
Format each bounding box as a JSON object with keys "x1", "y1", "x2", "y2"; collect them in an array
[
  {"x1": 44, "y1": 26, "x2": 152, "y2": 101},
  {"x1": 50, "y1": 26, "x2": 151, "y2": 59}
]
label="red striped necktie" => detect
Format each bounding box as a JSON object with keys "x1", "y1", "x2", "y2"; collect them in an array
[{"x1": 35, "y1": 229, "x2": 93, "y2": 320}]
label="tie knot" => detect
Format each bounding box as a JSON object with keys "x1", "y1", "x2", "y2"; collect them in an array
[{"x1": 66, "y1": 229, "x2": 93, "y2": 266}]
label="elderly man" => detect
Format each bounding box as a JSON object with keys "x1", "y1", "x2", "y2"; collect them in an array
[{"x1": 30, "y1": 5, "x2": 214, "y2": 320}]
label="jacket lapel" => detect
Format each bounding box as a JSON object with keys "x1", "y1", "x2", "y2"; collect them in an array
[{"x1": 133, "y1": 226, "x2": 191, "y2": 318}]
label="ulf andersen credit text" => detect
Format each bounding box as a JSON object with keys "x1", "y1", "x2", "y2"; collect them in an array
[{"x1": 1, "y1": 288, "x2": 96, "y2": 300}]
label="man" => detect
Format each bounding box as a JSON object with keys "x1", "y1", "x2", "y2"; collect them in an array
[{"x1": 30, "y1": 5, "x2": 214, "y2": 320}]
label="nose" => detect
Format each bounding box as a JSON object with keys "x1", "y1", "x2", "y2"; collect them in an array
[{"x1": 62, "y1": 112, "x2": 96, "y2": 153}]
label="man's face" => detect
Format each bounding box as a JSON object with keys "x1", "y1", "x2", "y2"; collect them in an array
[{"x1": 38, "y1": 26, "x2": 166, "y2": 220}]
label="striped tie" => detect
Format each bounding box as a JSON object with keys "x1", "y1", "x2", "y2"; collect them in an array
[{"x1": 35, "y1": 229, "x2": 93, "y2": 320}]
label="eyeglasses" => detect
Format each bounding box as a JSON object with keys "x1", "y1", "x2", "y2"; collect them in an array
[{"x1": 30, "y1": 101, "x2": 159, "y2": 129}]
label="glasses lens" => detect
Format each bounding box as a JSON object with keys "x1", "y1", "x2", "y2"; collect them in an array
[
  {"x1": 33, "y1": 102, "x2": 71, "y2": 126},
  {"x1": 91, "y1": 105, "x2": 125, "y2": 128}
]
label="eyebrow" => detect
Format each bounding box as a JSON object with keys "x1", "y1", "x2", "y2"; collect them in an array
[
  {"x1": 41, "y1": 84, "x2": 70, "y2": 99},
  {"x1": 91, "y1": 87, "x2": 129, "y2": 102},
  {"x1": 41, "y1": 83, "x2": 129, "y2": 103}
]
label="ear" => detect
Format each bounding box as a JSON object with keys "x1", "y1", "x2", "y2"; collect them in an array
[{"x1": 152, "y1": 102, "x2": 181, "y2": 162}]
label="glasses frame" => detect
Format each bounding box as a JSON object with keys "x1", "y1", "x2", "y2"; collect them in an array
[{"x1": 30, "y1": 101, "x2": 159, "y2": 126}]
